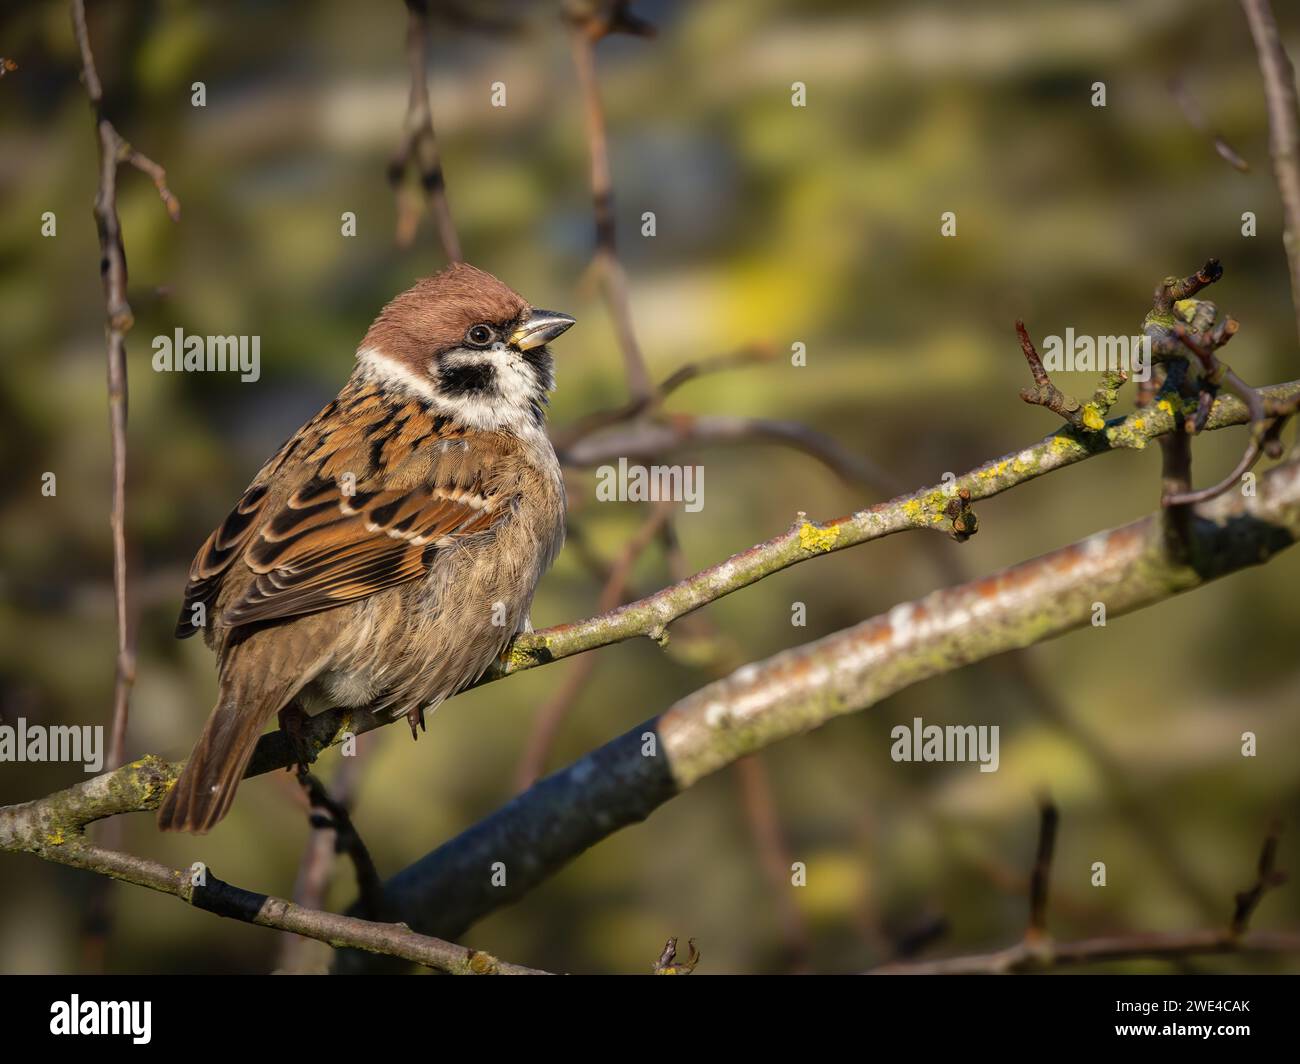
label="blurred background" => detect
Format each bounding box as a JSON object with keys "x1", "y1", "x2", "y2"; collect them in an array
[{"x1": 1, "y1": 0, "x2": 1298, "y2": 974}]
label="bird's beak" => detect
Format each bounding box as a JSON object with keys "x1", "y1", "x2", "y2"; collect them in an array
[{"x1": 509, "y1": 310, "x2": 576, "y2": 351}]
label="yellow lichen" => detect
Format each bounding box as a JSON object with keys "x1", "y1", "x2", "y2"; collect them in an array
[
  {"x1": 1081, "y1": 404, "x2": 1105, "y2": 431},
  {"x1": 799, "y1": 522, "x2": 841, "y2": 552},
  {"x1": 507, "y1": 640, "x2": 546, "y2": 671},
  {"x1": 467, "y1": 950, "x2": 498, "y2": 975}
]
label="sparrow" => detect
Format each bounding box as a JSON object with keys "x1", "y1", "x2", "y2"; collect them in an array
[{"x1": 157, "y1": 263, "x2": 574, "y2": 833}]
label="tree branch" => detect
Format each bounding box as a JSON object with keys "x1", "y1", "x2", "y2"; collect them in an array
[
  {"x1": 3, "y1": 377, "x2": 1295, "y2": 842},
  {"x1": 70, "y1": 0, "x2": 179, "y2": 777},
  {"x1": 331, "y1": 449, "x2": 1300, "y2": 963},
  {"x1": 564, "y1": 0, "x2": 655, "y2": 399},
  {"x1": 872, "y1": 819, "x2": 1292, "y2": 974},
  {"x1": 7, "y1": 414, "x2": 1300, "y2": 970},
  {"x1": 868, "y1": 929, "x2": 1300, "y2": 975},
  {"x1": 69, "y1": 0, "x2": 181, "y2": 968},
  {"x1": 1241, "y1": 0, "x2": 1300, "y2": 343},
  {"x1": 0, "y1": 777, "x2": 545, "y2": 974}
]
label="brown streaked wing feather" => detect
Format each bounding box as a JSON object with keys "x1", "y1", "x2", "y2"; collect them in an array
[
  {"x1": 219, "y1": 459, "x2": 508, "y2": 628},
  {"x1": 174, "y1": 481, "x2": 271, "y2": 638}
]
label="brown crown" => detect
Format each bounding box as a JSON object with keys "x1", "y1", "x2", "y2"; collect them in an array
[{"x1": 360, "y1": 263, "x2": 530, "y2": 369}]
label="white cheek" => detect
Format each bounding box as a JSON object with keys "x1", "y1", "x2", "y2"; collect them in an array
[{"x1": 359, "y1": 343, "x2": 547, "y2": 436}]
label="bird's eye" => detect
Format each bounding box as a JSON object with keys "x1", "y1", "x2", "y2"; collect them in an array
[{"x1": 466, "y1": 324, "x2": 494, "y2": 347}]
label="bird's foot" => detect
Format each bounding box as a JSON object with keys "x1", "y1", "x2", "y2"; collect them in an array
[
  {"x1": 277, "y1": 702, "x2": 317, "y2": 771},
  {"x1": 405, "y1": 704, "x2": 426, "y2": 741}
]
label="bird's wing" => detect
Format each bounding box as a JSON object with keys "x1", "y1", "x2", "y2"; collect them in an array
[{"x1": 176, "y1": 390, "x2": 516, "y2": 635}]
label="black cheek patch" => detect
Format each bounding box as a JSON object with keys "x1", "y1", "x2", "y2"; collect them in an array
[{"x1": 438, "y1": 361, "x2": 499, "y2": 397}]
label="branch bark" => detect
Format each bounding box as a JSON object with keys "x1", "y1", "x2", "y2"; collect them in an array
[
  {"x1": 4, "y1": 384, "x2": 1298, "y2": 969},
  {"x1": 3, "y1": 380, "x2": 1294, "y2": 832},
  {"x1": 332, "y1": 449, "x2": 1300, "y2": 964},
  {"x1": 0, "y1": 771, "x2": 545, "y2": 974}
]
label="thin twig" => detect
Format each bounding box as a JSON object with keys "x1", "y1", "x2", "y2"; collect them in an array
[
  {"x1": 1026, "y1": 799, "x2": 1058, "y2": 939},
  {"x1": 70, "y1": 0, "x2": 178, "y2": 775},
  {"x1": 1232, "y1": 821, "x2": 1287, "y2": 934},
  {"x1": 869, "y1": 929, "x2": 1300, "y2": 974},
  {"x1": 1241, "y1": 0, "x2": 1300, "y2": 343},
  {"x1": 560, "y1": 412, "x2": 901, "y2": 498},
  {"x1": 513, "y1": 502, "x2": 672, "y2": 790},
  {"x1": 1016, "y1": 320, "x2": 1086, "y2": 427},
  {"x1": 550, "y1": 342, "x2": 777, "y2": 451},
  {"x1": 277, "y1": 742, "x2": 371, "y2": 971},
  {"x1": 295, "y1": 765, "x2": 387, "y2": 920},
  {"x1": 1168, "y1": 74, "x2": 1251, "y2": 171},
  {"x1": 874, "y1": 823, "x2": 1293, "y2": 974},
  {"x1": 735, "y1": 755, "x2": 811, "y2": 971},
  {"x1": 389, "y1": 0, "x2": 461, "y2": 260},
  {"x1": 653, "y1": 936, "x2": 700, "y2": 974},
  {"x1": 564, "y1": 0, "x2": 655, "y2": 399},
  {"x1": 69, "y1": 0, "x2": 179, "y2": 969}
]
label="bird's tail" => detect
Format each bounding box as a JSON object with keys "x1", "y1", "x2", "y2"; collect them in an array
[{"x1": 157, "y1": 687, "x2": 281, "y2": 834}]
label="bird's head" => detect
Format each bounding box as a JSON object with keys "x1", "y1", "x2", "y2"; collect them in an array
[{"x1": 357, "y1": 262, "x2": 575, "y2": 431}]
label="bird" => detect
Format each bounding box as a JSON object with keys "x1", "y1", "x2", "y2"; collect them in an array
[{"x1": 157, "y1": 263, "x2": 574, "y2": 833}]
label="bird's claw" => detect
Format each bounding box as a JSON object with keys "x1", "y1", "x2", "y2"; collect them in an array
[
  {"x1": 277, "y1": 702, "x2": 316, "y2": 772},
  {"x1": 406, "y1": 705, "x2": 426, "y2": 741}
]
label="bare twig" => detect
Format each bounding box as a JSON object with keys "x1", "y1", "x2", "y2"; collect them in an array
[
  {"x1": 1241, "y1": 0, "x2": 1300, "y2": 342},
  {"x1": 1016, "y1": 320, "x2": 1087, "y2": 427},
  {"x1": 69, "y1": 0, "x2": 180, "y2": 968},
  {"x1": 560, "y1": 412, "x2": 901, "y2": 498},
  {"x1": 564, "y1": 0, "x2": 655, "y2": 399},
  {"x1": 550, "y1": 342, "x2": 777, "y2": 451},
  {"x1": 389, "y1": 0, "x2": 461, "y2": 260},
  {"x1": 874, "y1": 822, "x2": 1294, "y2": 974},
  {"x1": 735, "y1": 755, "x2": 811, "y2": 971},
  {"x1": 1168, "y1": 74, "x2": 1251, "y2": 171},
  {"x1": 70, "y1": 0, "x2": 178, "y2": 776},
  {"x1": 998, "y1": 655, "x2": 1225, "y2": 919},
  {"x1": 1137, "y1": 259, "x2": 1294, "y2": 507},
  {"x1": 0, "y1": 771, "x2": 544, "y2": 973},
  {"x1": 513, "y1": 503, "x2": 672, "y2": 790},
  {"x1": 869, "y1": 929, "x2": 1300, "y2": 974},
  {"x1": 1232, "y1": 822, "x2": 1287, "y2": 934},
  {"x1": 653, "y1": 936, "x2": 700, "y2": 974},
  {"x1": 1026, "y1": 799, "x2": 1058, "y2": 940},
  {"x1": 295, "y1": 766, "x2": 387, "y2": 920},
  {"x1": 277, "y1": 741, "x2": 371, "y2": 971}
]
